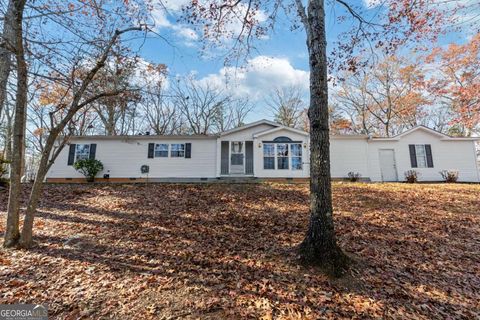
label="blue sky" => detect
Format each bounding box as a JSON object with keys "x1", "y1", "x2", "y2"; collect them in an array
[{"x1": 130, "y1": 0, "x2": 476, "y2": 122}]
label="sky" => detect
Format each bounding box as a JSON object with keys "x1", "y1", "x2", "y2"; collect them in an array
[{"x1": 130, "y1": 0, "x2": 477, "y2": 122}]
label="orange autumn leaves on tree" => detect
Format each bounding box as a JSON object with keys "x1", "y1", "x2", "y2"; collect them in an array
[{"x1": 426, "y1": 33, "x2": 480, "y2": 136}]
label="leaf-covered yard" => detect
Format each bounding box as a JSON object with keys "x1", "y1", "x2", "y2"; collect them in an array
[{"x1": 0, "y1": 182, "x2": 479, "y2": 319}]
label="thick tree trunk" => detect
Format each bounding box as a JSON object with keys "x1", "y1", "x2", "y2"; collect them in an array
[
  {"x1": 0, "y1": 0, "x2": 15, "y2": 119},
  {"x1": 4, "y1": 0, "x2": 27, "y2": 248},
  {"x1": 298, "y1": 0, "x2": 349, "y2": 276}
]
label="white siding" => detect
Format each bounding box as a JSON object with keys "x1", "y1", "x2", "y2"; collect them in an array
[
  {"x1": 368, "y1": 130, "x2": 480, "y2": 182},
  {"x1": 330, "y1": 138, "x2": 369, "y2": 179},
  {"x1": 47, "y1": 138, "x2": 217, "y2": 179}
]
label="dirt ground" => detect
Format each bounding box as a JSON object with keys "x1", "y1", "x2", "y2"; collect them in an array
[{"x1": 0, "y1": 182, "x2": 479, "y2": 319}]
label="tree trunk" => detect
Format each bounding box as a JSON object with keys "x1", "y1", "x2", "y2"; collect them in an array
[
  {"x1": 298, "y1": 0, "x2": 349, "y2": 276},
  {"x1": 0, "y1": 0, "x2": 15, "y2": 119},
  {"x1": 4, "y1": 0, "x2": 27, "y2": 248},
  {"x1": 19, "y1": 138, "x2": 54, "y2": 247}
]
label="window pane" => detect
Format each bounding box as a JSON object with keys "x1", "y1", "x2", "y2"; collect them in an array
[
  {"x1": 277, "y1": 144, "x2": 289, "y2": 156},
  {"x1": 171, "y1": 144, "x2": 185, "y2": 157},
  {"x1": 231, "y1": 142, "x2": 243, "y2": 153},
  {"x1": 292, "y1": 157, "x2": 302, "y2": 170},
  {"x1": 277, "y1": 156, "x2": 289, "y2": 169},
  {"x1": 155, "y1": 144, "x2": 168, "y2": 157},
  {"x1": 291, "y1": 144, "x2": 302, "y2": 157},
  {"x1": 263, "y1": 143, "x2": 275, "y2": 157},
  {"x1": 415, "y1": 145, "x2": 427, "y2": 168},
  {"x1": 264, "y1": 157, "x2": 275, "y2": 169},
  {"x1": 75, "y1": 144, "x2": 90, "y2": 161},
  {"x1": 231, "y1": 154, "x2": 243, "y2": 165}
]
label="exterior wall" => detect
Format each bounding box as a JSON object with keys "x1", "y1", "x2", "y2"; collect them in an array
[
  {"x1": 330, "y1": 138, "x2": 369, "y2": 179},
  {"x1": 216, "y1": 123, "x2": 276, "y2": 176},
  {"x1": 47, "y1": 138, "x2": 218, "y2": 179},
  {"x1": 46, "y1": 125, "x2": 480, "y2": 183},
  {"x1": 368, "y1": 130, "x2": 480, "y2": 182},
  {"x1": 253, "y1": 128, "x2": 310, "y2": 178}
]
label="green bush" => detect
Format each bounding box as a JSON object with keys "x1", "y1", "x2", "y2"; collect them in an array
[{"x1": 73, "y1": 159, "x2": 104, "y2": 182}]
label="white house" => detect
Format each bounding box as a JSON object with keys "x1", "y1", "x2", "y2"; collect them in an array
[{"x1": 46, "y1": 120, "x2": 480, "y2": 183}]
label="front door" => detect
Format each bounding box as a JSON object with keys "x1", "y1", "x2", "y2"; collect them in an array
[
  {"x1": 230, "y1": 141, "x2": 244, "y2": 174},
  {"x1": 379, "y1": 149, "x2": 398, "y2": 182}
]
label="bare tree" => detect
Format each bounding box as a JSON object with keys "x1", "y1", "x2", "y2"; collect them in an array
[
  {"x1": 173, "y1": 77, "x2": 230, "y2": 135},
  {"x1": 265, "y1": 86, "x2": 306, "y2": 128},
  {"x1": 0, "y1": 0, "x2": 15, "y2": 119},
  {"x1": 92, "y1": 58, "x2": 141, "y2": 135},
  {"x1": 214, "y1": 97, "x2": 253, "y2": 132}
]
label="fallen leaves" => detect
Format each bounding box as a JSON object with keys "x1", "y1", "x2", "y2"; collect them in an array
[{"x1": 0, "y1": 182, "x2": 479, "y2": 319}]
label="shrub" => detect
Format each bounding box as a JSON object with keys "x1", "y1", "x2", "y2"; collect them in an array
[
  {"x1": 0, "y1": 156, "x2": 10, "y2": 188},
  {"x1": 347, "y1": 171, "x2": 362, "y2": 182},
  {"x1": 73, "y1": 159, "x2": 104, "y2": 182},
  {"x1": 440, "y1": 170, "x2": 459, "y2": 183},
  {"x1": 404, "y1": 170, "x2": 419, "y2": 183}
]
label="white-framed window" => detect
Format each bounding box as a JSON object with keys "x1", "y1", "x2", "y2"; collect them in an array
[
  {"x1": 75, "y1": 144, "x2": 90, "y2": 161},
  {"x1": 263, "y1": 141, "x2": 304, "y2": 171},
  {"x1": 277, "y1": 143, "x2": 289, "y2": 169},
  {"x1": 291, "y1": 143, "x2": 302, "y2": 170},
  {"x1": 155, "y1": 144, "x2": 169, "y2": 157},
  {"x1": 171, "y1": 144, "x2": 185, "y2": 157},
  {"x1": 263, "y1": 143, "x2": 275, "y2": 169},
  {"x1": 415, "y1": 144, "x2": 427, "y2": 168}
]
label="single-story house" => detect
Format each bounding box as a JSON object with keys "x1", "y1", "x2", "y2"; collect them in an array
[{"x1": 46, "y1": 120, "x2": 480, "y2": 183}]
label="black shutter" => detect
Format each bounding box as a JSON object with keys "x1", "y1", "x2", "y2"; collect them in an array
[
  {"x1": 245, "y1": 141, "x2": 254, "y2": 175},
  {"x1": 221, "y1": 141, "x2": 229, "y2": 175},
  {"x1": 67, "y1": 144, "x2": 76, "y2": 165},
  {"x1": 148, "y1": 143, "x2": 155, "y2": 158},
  {"x1": 425, "y1": 144, "x2": 434, "y2": 168},
  {"x1": 89, "y1": 144, "x2": 97, "y2": 160},
  {"x1": 185, "y1": 143, "x2": 191, "y2": 158},
  {"x1": 409, "y1": 144, "x2": 417, "y2": 168}
]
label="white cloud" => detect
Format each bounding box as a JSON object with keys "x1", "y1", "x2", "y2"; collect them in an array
[
  {"x1": 150, "y1": 1, "x2": 199, "y2": 45},
  {"x1": 196, "y1": 56, "x2": 309, "y2": 100}
]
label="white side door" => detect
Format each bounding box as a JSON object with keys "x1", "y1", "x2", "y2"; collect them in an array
[{"x1": 379, "y1": 149, "x2": 398, "y2": 182}]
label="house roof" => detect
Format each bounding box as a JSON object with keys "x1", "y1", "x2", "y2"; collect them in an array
[
  {"x1": 370, "y1": 126, "x2": 480, "y2": 141},
  {"x1": 70, "y1": 134, "x2": 218, "y2": 141},
  {"x1": 219, "y1": 119, "x2": 279, "y2": 136},
  {"x1": 253, "y1": 125, "x2": 309, "y2": 138}
]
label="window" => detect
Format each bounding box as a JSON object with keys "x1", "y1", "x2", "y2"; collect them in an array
[
  {"x1": 231, "y1": 141, "x2": 244, "y2": 165},
  {"x1": 263, "y1": 143, "x2": 275, "y2": 169},
  {"x1": 75, "y1": 144, "x2": 90, "y2": 161},
  {"x1": 291, "y1": 144, "x2": 302, "y2": 170},
  {"x1": 415, "y1": 144, "x2": 427, "y2": 168},
  {"x1": 231, "y1": 141, "x2": 243, "y2": 153},
  {"x1": 171, "y1": 144, "x2": 185, "y2": 157},
  {"x1": 277, "y1": 143, "x2": 289, "y2": 169},
  {"x1": 155, "y1": 144, "x2": 169, "y2": 157}
]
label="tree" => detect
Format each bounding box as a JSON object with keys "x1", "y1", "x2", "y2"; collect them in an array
[
  {"x1": 2, "y1": 0, "x2": 151, "y2": 248},
  {"x1": 182, "y1": 0, "x2": 451, "y2": 275},
  {"x1": 3, "y1": 0, "x2": 27, "y2": 248},
  {"x1": 334, "y1": 55, "x2": 429, "y2": 136},
  {"x1": 266, "y1": 86, "x2": 307, "y2": 128},
  {"x1": 92, "y1": 58, "x2": 142, "y2": 135},
  {"x1": 426, "y1": 33, "x2": 480, "y2": 136},
  {"x1": 0, "y1": 0, "x2": 15, "y2": 119}
]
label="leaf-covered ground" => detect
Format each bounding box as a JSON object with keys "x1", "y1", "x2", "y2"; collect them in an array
[{"x1": 0, "y1": 182, "x2": 479, "y2": 319}]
